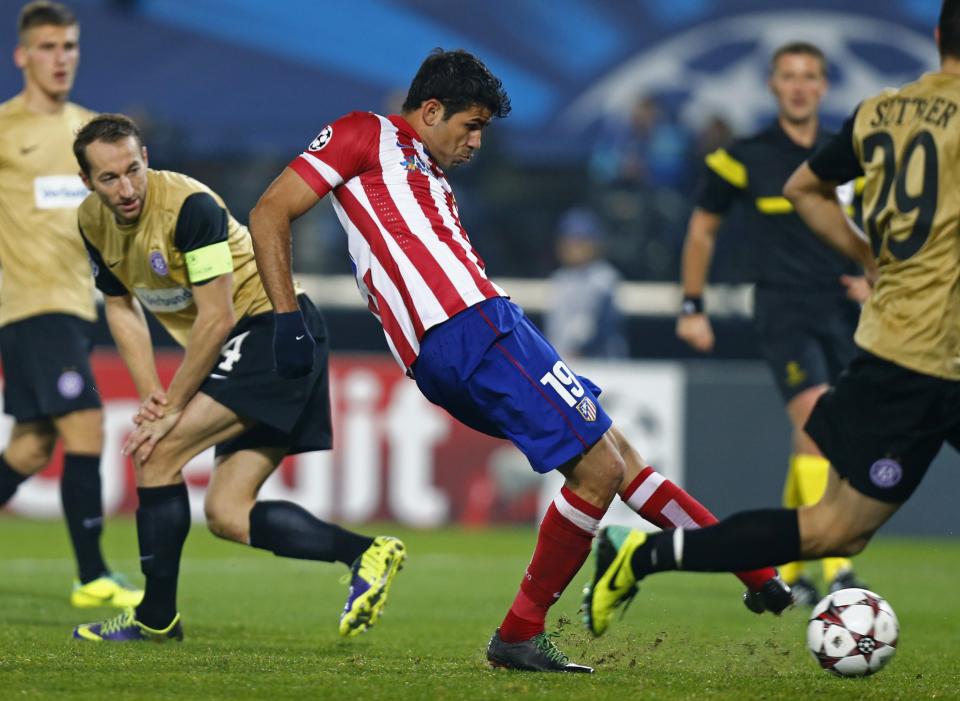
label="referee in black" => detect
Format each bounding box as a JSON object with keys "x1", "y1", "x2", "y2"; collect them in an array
[{"x1": 676, "y1": 41, "x2": 867, "y2": 605}]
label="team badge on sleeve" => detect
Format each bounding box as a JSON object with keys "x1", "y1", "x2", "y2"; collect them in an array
[
  {"x1": 576, "y1": 397, "x2": 598, "y2": 422},
  {"x1": 308, "y1": 125, "x2": 333, "y2": 151}
]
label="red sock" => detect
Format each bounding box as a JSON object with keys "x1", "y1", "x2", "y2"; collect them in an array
[
  {"x1": 499, "y1": 486, "x2": 603, "y2": 643},
  {"x1": 621, "y1": 466, "x2": 776, "y2": 591}
]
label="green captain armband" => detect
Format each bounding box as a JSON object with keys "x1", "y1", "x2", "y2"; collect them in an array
[{"x1": 185, "y1": 241, "x2": 232, "y2": 283}]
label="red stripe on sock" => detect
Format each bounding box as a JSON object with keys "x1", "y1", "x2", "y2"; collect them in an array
[
  {"x1": 559, "y1": 486, "x2": 604, "y2": 521},
  {"x1": 621, "y1": 466, "x2": 655, "y2": 502}
]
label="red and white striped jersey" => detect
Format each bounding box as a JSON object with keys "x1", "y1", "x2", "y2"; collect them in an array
[{"x1": 289, "y1": 111, "x2": 507, "y2": 369}]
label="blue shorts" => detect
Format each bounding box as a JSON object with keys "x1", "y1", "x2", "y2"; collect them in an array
[{"x1": 412, "y1": 297, "x2": 612, "y2": 473}]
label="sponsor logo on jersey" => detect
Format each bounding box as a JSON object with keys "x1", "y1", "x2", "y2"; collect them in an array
[
  {"x1": 149, "y1": 251, "x2": 169, "y2": 276},
  {"x1": 57, "y1": 370, "x2": 84, "y2": 399},
  {"x1": 869, "y1": 458, "x2": 903, "y2": 488},
  {"x1": 33, "y1": 175, "x2": 88, "y2": 210},
  {"x1": 133, "y1": 286, "x2": 194, "y2": 313},
  {"x1": 400, "y1": 155, "x2": 430, "y2": 174},
  {"x1": 308, "y1": 125, "x2": 333, "y2": 151},
  {"x1": 576, "y1": 397, "x2": 597, "y2": 422}
]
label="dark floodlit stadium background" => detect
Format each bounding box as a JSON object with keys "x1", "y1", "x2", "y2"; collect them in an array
[{"x1": 0, "y1": 0, "x2": 955, "y2": 536}]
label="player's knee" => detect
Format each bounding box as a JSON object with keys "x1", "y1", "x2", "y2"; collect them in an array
[
  {"x1": 204, "y1": 495, "x2": 249, "y2": 544},
  {"x1": 7, "y1": 435, "x2": 56, "y2": 474},
  {"x1": 582, "y1": 440, "x2": 626, "y2": 501},
  {"x1": 135, "y1": 444, "x2": 187, "y2": 486}
]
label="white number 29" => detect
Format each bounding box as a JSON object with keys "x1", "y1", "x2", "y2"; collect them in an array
[{"x1": 539, "y1": 361, "x2": 584, "y2": 407}]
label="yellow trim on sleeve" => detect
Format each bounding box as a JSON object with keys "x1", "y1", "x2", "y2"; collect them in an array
[
  {"x1": 755, "y1": 196, "x2": 794, "y2": 214},
  {"x1": 705, "y1": 148, "x2": 747, "y2": 189},
  {"x1": 185, "y1": 241, "x2": 233, "y2": 283}
]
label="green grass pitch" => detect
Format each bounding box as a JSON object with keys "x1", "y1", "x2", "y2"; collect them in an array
[{"x1": 1, "y1": 517, "x2": 958, "y2": 700}]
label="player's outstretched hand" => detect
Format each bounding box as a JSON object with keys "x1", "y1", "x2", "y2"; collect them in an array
[
  {"x1": 273, "y1": 309, "x2": 316, "y2": 379},
  {"x1": 676, "y1": 313, "x2": 715, "y2": 353},
  {"x1": 840, "y1": 274, "x2": 872, "y2": 304},
  {"x1": 134, "y1": 389, "x2": 168, "y2": 424},
  {"x1": 123, "y1": 410, "x2": 182, "y2": 463}
]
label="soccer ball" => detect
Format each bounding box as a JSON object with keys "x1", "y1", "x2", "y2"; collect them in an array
[{"x1": 806, "y1": 588, "x2": 899, "y2": 677}]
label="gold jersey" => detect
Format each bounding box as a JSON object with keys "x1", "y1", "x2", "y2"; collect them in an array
[
  {"x1": 0, "y1": 94, "x2": 96, "y2": 326},
  {"x1": 852, "y1": 72, "x2": 960, "y2": 379},
  {"x1": 78, "y1": 169, "x2": 278, "y2": 347}
]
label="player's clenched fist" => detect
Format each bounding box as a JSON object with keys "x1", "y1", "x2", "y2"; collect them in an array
[{"x1": 676, "y1": 313, "x2": 715, "y2": 353}]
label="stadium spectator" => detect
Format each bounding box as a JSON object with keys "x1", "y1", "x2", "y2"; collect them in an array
[{"x1": 545, "y1": 207, "x2": 627, "y2": 359}]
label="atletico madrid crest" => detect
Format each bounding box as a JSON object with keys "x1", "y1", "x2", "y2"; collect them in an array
[{"x1": 576, "y1": 397, "x2": 597, "y2": 422}]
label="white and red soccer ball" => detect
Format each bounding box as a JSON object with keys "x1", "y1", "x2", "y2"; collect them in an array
[{"x1": 806, "y1": 588, "x2": 899, "y2": 677}]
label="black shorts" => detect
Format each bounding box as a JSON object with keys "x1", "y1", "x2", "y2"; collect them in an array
[
  {"x1": 805, "y1": 351, "x2": 960, "y2": 503},
  {"x1": 0, "y1": 313, "x2": 102, "y2": 422},
  {"x1": 199, "y1": 296, "x2": 333, "y2": 458},
  {"x1": 753, "y1": 287, "x2": 860, "y2": 402}
]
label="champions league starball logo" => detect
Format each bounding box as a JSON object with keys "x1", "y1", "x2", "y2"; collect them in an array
[{"x1": 564, "y1": 11, "x2": 939, "y2": 134}]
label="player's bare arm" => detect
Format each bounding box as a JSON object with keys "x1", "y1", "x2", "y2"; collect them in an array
[
  {"x1": 249, "y1": 168, "x2": 321, "y2": 314},
  {"x1": 677, "y1": 207, "x2": 723, "y2": 353},
  {"x1": 102, "y1": 293, "x2": 164, "y2": 417},
  {"x1": 783, "y1": 163, "x2": 878, "y2": 281},
  {"x1": 123, "y1": 274, "x2": 234, "y2": 461}
]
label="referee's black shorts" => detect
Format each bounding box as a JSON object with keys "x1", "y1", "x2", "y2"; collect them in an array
[{"x1": 753, "y1": 286, "x2": 860, "y2": 402}]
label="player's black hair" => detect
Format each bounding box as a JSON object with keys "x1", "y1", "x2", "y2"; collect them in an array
[
  {"x1": 770, "y1": 41, "x2": 828, "y2": 77},
  {"x1": 940, "y1": 0, "x2": 960, "y2": 60},
  {"x1": 402, "y1": 48, "x2": 511, "y2": 120},
  {"x1": 17, "y1": 1, "x2": 76, "y2": 40},
  {"x1": 73, "y1": 113, "x2": 145, "y2": 176}
]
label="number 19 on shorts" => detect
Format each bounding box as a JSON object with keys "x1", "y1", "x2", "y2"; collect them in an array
[{"x1": 540, "y1": 361, "x2": 584, "y2": 407}]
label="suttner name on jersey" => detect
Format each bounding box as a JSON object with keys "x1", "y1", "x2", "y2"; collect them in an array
[
  {"x1": 809, "y1": 72, "x2": 960, "y2": 380},
  {"x1": 699, "y1": 121, "x2": 861, "y2": 290}
]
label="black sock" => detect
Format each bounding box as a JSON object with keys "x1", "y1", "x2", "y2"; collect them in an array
[
  {"x1": 249, "y1": 500, "x2": 373, "y2": 566},
  {"x1": 135, "y1": 483, "x2": 190, "y2": 630},
  {"x1": 0, "y1": 454, "x2": 29, "y2": 505},
  {"x1": 630, "y1": 529, "x2": 678, "y2": 577},
  {"x1": 633, "y1": 508, "x2": 802, "y2": 577},
  {"x1": 60, "y1": 454, "x2": 108, "y2": 583}
]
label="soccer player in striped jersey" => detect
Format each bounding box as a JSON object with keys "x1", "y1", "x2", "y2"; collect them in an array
[{"x1": 249, "y1": 49, "x2": 790, "y2": 673}]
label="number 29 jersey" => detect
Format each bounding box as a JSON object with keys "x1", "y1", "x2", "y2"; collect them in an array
[{"x1": 809, "y1": 72, "x2": 960, "y2": 380}]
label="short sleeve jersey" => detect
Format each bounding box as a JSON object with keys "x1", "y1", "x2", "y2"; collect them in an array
[
  {"x1": 809, "y1": 72, "x2": 960, "y2": 379},
  {"x1": 696, "y1": 120, "x2": 861, "y2": 289},
  {"x1": 78, "y1": 170, "x2": 277, "y2": 347},
  {"x1": 0, "y1": 95, "x2": 96, "y2": 326},
  {"x1": 289, "y1": 111, "x2": 505, "y2": 370}
]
